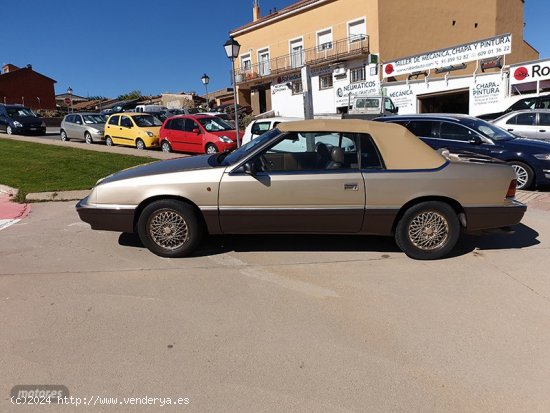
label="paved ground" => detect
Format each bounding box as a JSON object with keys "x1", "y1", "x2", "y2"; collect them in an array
[{"x1": 1, "y1": 201, "x2": 550, "y2": 412}]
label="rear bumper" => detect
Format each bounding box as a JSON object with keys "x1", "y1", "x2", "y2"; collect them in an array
[
  {"x1": 76, "y1": 197, "x2": 135, "y2": 233},
  {"x1": 464, "y1": 201, "x2": 527, "y2": 231}
]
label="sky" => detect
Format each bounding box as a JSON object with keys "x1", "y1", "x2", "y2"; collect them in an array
[{"x1": 1, "y1": 0, "x2": 549, "y2": 99}]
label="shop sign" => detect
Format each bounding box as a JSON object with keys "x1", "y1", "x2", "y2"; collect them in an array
[
  {"x1": 386, "y1": 87, "x2": 416, "y2": 112},
  {"x1": 383, "y1": 34, "x2": 512, "y2": 78},
  {"x1": 335, "y1": 80, "x2": 380, "y2": 107},
  {"x1": 510, "y1": 60, "x2": 550, "y2": 84},
  {"x1": 470, "y1": 80, "x2": 503, "y2": 110}
]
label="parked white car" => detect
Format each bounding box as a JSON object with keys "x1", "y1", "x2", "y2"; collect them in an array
[
  {"x1": 492, "y1": 109, "x2": 550, "y2": 140},
  {"x1": 242, "y1": 117, "x2": 302, "y2": 145}
]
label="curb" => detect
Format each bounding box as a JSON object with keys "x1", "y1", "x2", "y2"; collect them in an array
[{"x1": 25, "y1": 190, "x2": 90, "y2": 202}]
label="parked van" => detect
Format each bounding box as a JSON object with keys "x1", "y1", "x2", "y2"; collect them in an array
[{"x1": 135, "y1": 104, "x2": 170, "y2": 114}]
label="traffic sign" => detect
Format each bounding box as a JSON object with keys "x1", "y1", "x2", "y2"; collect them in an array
[{"x1": 64, "y1": 97, "x2": 71, "y2": 105}]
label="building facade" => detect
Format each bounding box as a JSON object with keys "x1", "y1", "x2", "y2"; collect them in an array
[
  {"x1": 229, "y1": 0, "x2": 538, "y2": 117},
  {"x1": 0, "y1": 64, "x2": 57, "y2": 110}
]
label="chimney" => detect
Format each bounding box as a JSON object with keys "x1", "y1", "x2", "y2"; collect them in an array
[{"x1": 253, "y1": 0, "x2": 260, "y2": 21}]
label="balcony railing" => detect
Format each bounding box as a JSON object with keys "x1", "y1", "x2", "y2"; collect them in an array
[{"x1": 234, "y1": 35, "x2": 369, "y2": 84}]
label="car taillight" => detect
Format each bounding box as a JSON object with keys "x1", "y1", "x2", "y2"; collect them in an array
[{"x1": 506, "y1": 179, "x2": 517, "y2": 198}]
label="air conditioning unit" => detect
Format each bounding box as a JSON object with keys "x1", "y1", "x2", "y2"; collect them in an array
[{"x1": 333, "y1": 67, "x2": 347, "y2": 77}]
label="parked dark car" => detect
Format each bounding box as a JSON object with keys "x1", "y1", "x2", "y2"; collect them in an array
[
  {"x1": 0, "y1": 104, "x2": 46, "y2": 135},
  {"x1": 376, "y1": 114, "x2": 550, "y2": 190},
  {"x1": 477, "y1": 92, "x2": 550, "y2": 121}
]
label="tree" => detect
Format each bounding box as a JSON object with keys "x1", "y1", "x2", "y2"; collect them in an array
[{"x1": 117, "y1": 90, "x2": 142, "y2": 101}]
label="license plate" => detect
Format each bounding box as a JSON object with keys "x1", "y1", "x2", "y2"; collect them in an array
[{"x1": 30, "y1": 128, "x2": 37, "y2": 130}]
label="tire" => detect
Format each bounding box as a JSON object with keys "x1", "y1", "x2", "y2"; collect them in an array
[
  {"x1": 137, "y1": 200, "x2": 203, "y2": 258},
  {"x1": 105, "y1": 136, "x2": 113, "y2": 146},
  {"x1": 205, "y1": 143, "x2": 218, "y2": 154},
  {"x1": 6, "y1": 126, "x2": 13, "y2": 135},
  {"x1": 395, "y1": 201, "x2": 460, "y2": 260},
  {"x1": 84, "y1": 132, "x2": 93, "y2": 144},
  {"x1": 161, "y1": 140, "x2": 172, "y2": 153},
  {"x1": 508, "y1": 161, "x2": 534, "y2": 190},
  {"x1": 136, "y1": 138, "x2": 145, "y2": 150},
  {"x1": 60, "y1": 129, "x2": 68, "y2": 141}
]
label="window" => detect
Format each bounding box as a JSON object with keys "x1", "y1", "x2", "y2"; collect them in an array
[
  {"x1": 240, "y1": 54, "x2": 251, "y2": 71},
  {"x1": 291, "y1": 80, "x2": 303, "y2": 95},
  {"x1": 66, "y1": 115, "x2": 75, "y2": 123},
  {"x1": 350, "y1": 66, "x2": 366, "y2": 83},
  {"x1": 359, "y1": 134, "x2": 383, "y2": 169},
  {"x1": 258, "y1": 131, "x2": 358, "y2": 172},
  {"x1": 508, "y1": 113, "x2": 536, "y2": 126},
  {"x1": 258, "y1": 49, "x2": 270, "y2": 76},
  {"x1": 404, "y1": 121, "x2": 434, "y2": 138},
  {"x1": 184, "y1": 119, "x2": 199, "y2": 132},
  {"x1": 539, "y1": 112, "x2": 550, "y2": 126},
  {"x1": 108, "y1": 115, "x2": 119, "y2": 125},
  {"x1": 120, "y1": 116, "x2": 132, "y2": 128},
  {"x1": 74, "y1": 115, "x2": 83, "y2": 125},
  {"x1": 439, "y1": 122, "x2": 475, "y2": 141},
  {"x1": 251, "y1": 121, "x2": 272, "y2": 136},
  {"x1": 511, "y1": 97, "x2": 538, "y2": 111},
  {"x1": 317, "y1": 29, "x2": 333, "y2": 51},
  {"x1": 539, "y1": 96, "x2": 550, "y2": 109},
  {"x1": 384, "y1": 99, "x2": 395, "y2": 112},
  {"x1": 290, "y1": 38, "x2": 304, "y2": 68},
  {"x1": 319, "y1": 74, "x2": 333, "y2": 90},
  {"x1": 348, "y1": 18, "x2": 366, "y2": 42}
]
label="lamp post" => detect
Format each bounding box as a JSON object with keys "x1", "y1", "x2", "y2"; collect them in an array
[
  {"x1": 224, "y1": 37, "x2": 241, "y2": 146},
  {"x1": 201, "y1": 73, "x2": 210, "y2": 111},
  {"x1": 67, "y1": 86, "x2": 73, "y2": 113}
]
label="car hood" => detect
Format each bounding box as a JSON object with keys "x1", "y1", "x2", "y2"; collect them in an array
[
  {"x1": 140, "y1": 126, "x2": 161, "y2": 135},
  {"x1": 99, "y1": 154, "x2": 215, "y2": 185},
  {"x1": 11, "y1": 116, "x2": 42, "y2": 126},
  {"x1": 208, "y1": 130, "x2": 237, "y2": 141},
  {"x1": 503, "y1": 137, "x2": 550, "y2": 152},
  {"x1": 87, "y1": 124, "x2": 105, "y2": 131}
]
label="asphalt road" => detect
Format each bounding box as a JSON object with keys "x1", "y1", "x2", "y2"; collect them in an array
[{"x1": 1, "y1": 201, "x2": 550, "y2": 412}]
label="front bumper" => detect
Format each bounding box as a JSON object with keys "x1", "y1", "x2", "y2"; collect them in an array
[
  {"x1": 463, "y1": 200, "x2": 527, "y2": 231},
  {"x1": 12, "y1": 125, "x2": 46, "y2": 135},
  {"x1": 76, "y1": 196, "x2": 136, "y2": 233}
]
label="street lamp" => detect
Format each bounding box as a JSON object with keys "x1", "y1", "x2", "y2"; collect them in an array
[
  {"x1": 224, "y1": 37, "x2": 241, "y2": 146},
  {"x1": 201, "y1": 73, "x2": 210, "y2": 111},
  {"x1": 67, "y1": 86, "x2": 73, "y2": 113}
]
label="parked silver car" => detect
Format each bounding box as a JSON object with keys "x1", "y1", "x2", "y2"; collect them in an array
[
  {"x1": 492, "y1": 109, "x2": 550, "y2": 140},
  {"x1": 60, "y1": 113, "x2": 106, "y2": 144}
]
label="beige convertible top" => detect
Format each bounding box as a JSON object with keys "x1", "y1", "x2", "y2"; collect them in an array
[{"x1": 278, "y1": 119, "x2": 446, "y2": 170}]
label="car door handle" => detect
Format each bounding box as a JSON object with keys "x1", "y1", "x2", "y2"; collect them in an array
[
  {"x1": 539, "y1": 130, "x2": 546, "y2": 132},
  {"x1": 344, "y1": 183, "x2": 358, "y2": 191},
  {"x1": 507, "y1": 128, "x2": 514, "y2": 131}
]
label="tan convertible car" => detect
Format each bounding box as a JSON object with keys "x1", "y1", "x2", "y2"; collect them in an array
[{"x1": 76, "y1": 119, "x2": 526, "y2": 260}]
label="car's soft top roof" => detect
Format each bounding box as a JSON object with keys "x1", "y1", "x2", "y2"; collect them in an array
[{"x1": 278, "y1": 119, "x2": 446, "y2": 170}]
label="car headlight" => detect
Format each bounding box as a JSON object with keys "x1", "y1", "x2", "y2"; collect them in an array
[
  {"x1": 13, "y1": 121, "x2": 23, "y2": 127},
  {"x1": 146, "y1": 131, "x2": 154, "y2": 137},
  {"x1": 534, "y1": 154, "x2": 550, "y2": 160},
  {"x1": 92, "y1": 129, "x2": 102, "y2": 134},
  {"x1": 218, "y1": 136, "x2": 233, "y2": 143}
]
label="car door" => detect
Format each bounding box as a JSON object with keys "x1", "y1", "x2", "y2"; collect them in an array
[
  {"x1": 180, "y1": 118, "x2": 204, "y2": 153},
  {"x1": 537, "y1": 112, "x2": 550, "y2": 140},
  {"x1": 168, "y1": 118, "x2": 187, "y2": 151},
  {"x1": 502, "y1": 112, "x2": 538, "y2": 139},
  {"x1": 435, "y1": 121, "x2": 497, "y2": 157},
  {"x1": 218, "y1": 131, "x2": 365, "y2": 233},
  {"x1": 73, "y1": 114, "x2": 85, "y2": 140},
  {"x1": 118, "y1": 115, "x2": 135, "y2": 146},
  {"x1": 106, "y1": 115, "x2": 120, "y2": 141}
]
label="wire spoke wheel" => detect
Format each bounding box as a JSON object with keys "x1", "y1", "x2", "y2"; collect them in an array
[
  {"x1": 148, "y1": 209, "x2": 189, "y2": 250},
  {"x1": 408, "y1": 211, "x2": 449, "y2": 251}
]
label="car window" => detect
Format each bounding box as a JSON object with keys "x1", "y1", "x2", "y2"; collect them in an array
[
  {"x1": 251, "y1": 121, "x2": 271, "y2": 135},
  {"x1": 514, "y1": 113, "x2": 536, "y2": 126},
  {"x1": 83, "y1": 114, "x2": 105, "y2": 124},
  {"x1": 259, "y1": 131, "x2": 358, "y2": 172},
  {"x1": 439, "y1": 122, "x2": 475, "y2": 141},
  {"x1": 184, "y1": 119, "x2": 199, "y2": 132},
  {"x1": 198, "y1": 117, "x2": 233, "y2": 131},
  {"x1": 171, "y1": 118, "x2": 184, "y2": 131},
  {"x1": 359, "y1": 134, "x2": 384, "y2": 169},
  {"x1": 108, "y1": 116, "x2": 119, "y2": 126},
  {"x1": 384, "y1": 99, "x2": 395, "y2": 112},
  {"x1": 121, "y1": 116, "x2": 132, "y2": 128},
  {"x1": 65, "y1": 115, "x2": 74, "y2": 123},
  {"x1": 404, "y1": 120, "x2": 434, "y2": 138},
  {"x1": 539, "y1": 97, "x2": 550, "y2": 109},
  {"x1": 511, "y1": 98, "x2": 538, "y2": 111},
  {"x1": 74, "y1": 115, "x2": 83, "y2": 125},
  {"x1": 132, "y1": 115, "x2": 162, "y2": 127},
  {"x1": 7, "y1": 107, "x2": 35, "y2": 117},
  {"x1": 539, "y1": 113, "x2": 550, "y2": 126}
]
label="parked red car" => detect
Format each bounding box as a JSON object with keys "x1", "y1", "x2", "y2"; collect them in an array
[{"x1": 159, "y1": 114, "x2": 237, "y2": 154}]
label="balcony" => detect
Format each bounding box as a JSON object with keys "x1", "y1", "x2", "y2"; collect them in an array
[{"x1": 234, "y1": 35, "x2": 369, "y2": 85}]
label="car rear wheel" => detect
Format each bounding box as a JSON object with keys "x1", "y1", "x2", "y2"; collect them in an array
[
  {"x1": 205, "y1": 143, "x2": 218, "y2": 154},
  {"x1": 60, "y1": 129, "x2": 68, "y2": 141},
  {"x1": 508, "y1": 161, "x2": 534, "y2": 190},
  {"x1": 137, "y1": 200, "x2": 203, "y2": 258},
  {"x1": 105, "y1": 136, "x2": 113, "y2": 146},
  {"x1": 395, "y1": 201, "x2": 460, "y2": 260},
  {"x1": 136, "y1": 138, "x2": 145, "y2": 150},
  {"x1": 161, "y1": 141, "x2": 171, "y2": 152},
  {"x1": 84, "y1": 132, "x2": 93, "y2": 144}
]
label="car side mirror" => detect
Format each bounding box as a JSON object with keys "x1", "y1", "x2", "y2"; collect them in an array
[
  {"x1": 242, "y1": 162, "x2": 257, "y2": 175},
  {"x1": 193, "y1": 128, "x2": 200, "y2": 134},
  {"x1": 469, "y1": 136, "x2": 482, "y2": 145},
  {"x1": 393, "y1": 106, "x2": 399, "y2": 114}
]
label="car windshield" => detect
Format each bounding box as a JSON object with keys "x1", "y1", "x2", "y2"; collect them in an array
[
  {"x1": 7, "y1": 107, "x2": 35, "y2": 117},
  {"x1": 462, "y1": 118, "x2": 515, "y2": 141},
  {"x1": 218, "y1": 128, "x2": 281, "y2": 166},
  {"x1": 83, "y1": 115, "x2": 106, "y2": 124},
  {"x1": 132, "y1": 115, "x2": 162, "y2": 127},
  {"x1": 198, "y1": 117, "x2": 234, "y2": 131}
]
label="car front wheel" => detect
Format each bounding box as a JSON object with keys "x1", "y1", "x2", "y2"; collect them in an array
[
  {"x1": 137, "y1": 200, "x2": 203, "y2": 258},
  {"x1": 205, "y1": 143, "x2": 218, "y2": 154},
  {"x1": 508, "y1": 161, "x2": 534, "y2": 190},
  {"x1": 136, "y1": 138, "x2": 145, "y2": 150},
  {"x1": 395, "y1": 201, "x2": 460, "y2": 260}
]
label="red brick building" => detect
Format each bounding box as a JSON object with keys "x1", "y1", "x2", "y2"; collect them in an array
[{"x1": 0, "y1": 64, "x2": 56, "y2": 110}]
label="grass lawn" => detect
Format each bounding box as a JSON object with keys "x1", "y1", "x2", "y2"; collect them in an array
[{"x1": 0, "y1": 139, "x2": 154, "y2": 201}]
